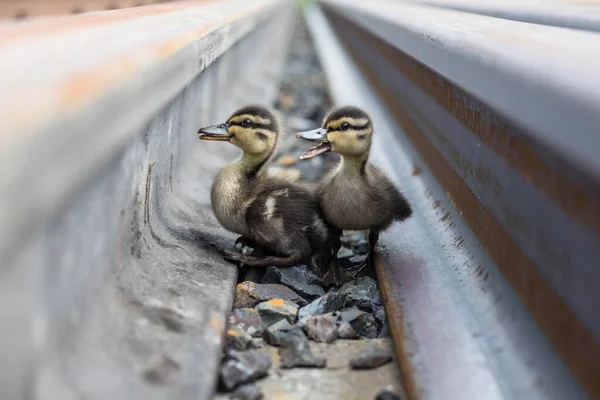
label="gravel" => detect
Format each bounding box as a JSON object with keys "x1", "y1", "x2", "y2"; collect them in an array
[
  {"x1": 338, "y1": 277, "x2": 379, "y2": 312},
  {"x1": 261, "y1": 265, "x2": 325, "y2": 300},
  {"x1": 349, "y1": 346, "x2": 393, "y2": 369},
  {"x1": 229, "y1": 308, "x2": 264, "y2": 338},
  {"x1": 297, "y1": 292, "x2": 345, "y2": 321},
  {"x1": 255, "y1": 299, "x2": 299, "y2": 327},
  {"x1": 233, "y1": 282, "x2": 307, "y2": 309},
  {"x1": 278, "y1": 326, "x2": 327, "y2": 369},
  {"x1": 220, "y1": 350, "x2": 271, "y2": 391}
]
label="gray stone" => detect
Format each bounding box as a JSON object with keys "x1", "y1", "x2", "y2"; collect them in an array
[
  {"x1": 304, "y1": 313, "x2": 338, "y2": 343},
  {"x1": 377, "y1": 321, "x2": 391, "y2": 338},
  {"x1": 371, "y1": 293, "x2": 384, "y2": 319},
  {"x1": 297, "y1": 293, "x2": 345, "y2": 321},
  {"x1": 376, "y1": 389, "x2": 402, "y2": 400},
  {"x1": 250, "y1": 338, "x2": 266, "y2": 349},
  {"x1": 337, "y1": 246, "x2": 354, "y2": 259},
  {"x1": 255, "y1": 299, "x2": 298, "y2": 327},
  {"x1": 225, "y1": 329, "x2": 253, "y2": 351},
  {"x1": 340, "y1": 307, "x2": 377, "y2": 337},
  {"x1": 263, "y1": 319, "x2": 293, "y2": 346},
  {"x1": 350, "y1": 347, "x2": 393, "y2": 369},
  {"x1": 234, "y1": 282, "x2": 307, "y2": 309},
  {"x1": 261, "y1": 265, "x2": 324, "y2": 300},
  {"x1": 339, "y1": 233, "x2": 369, "y2": 256},
  {"x1": 354, "y1": 240, "x2": 369, "y2": 255},
  {"x1": 341, "y1": 232, "x2": 367, "y2": 248},
  {"x1": 220, "y1": 350, "x2": 271, "y2": 391},
  {"x1": 229, "y1": 308, "x2": 264, "y2": 338},
  {"x1": 371, "y1": 294, "x2": 391, "y2": 338},
  {"x1": 339, "y1": 277, "x2": 378, "y2": 311},
  {"x1": 278, "y1": 326, "x2": 326, "y2": 369},
  {"x1": 338, "y1": 256, "x2": 366, "y2": 276},
  {"x1": 230, "y1": 383, "x2": 264, "y2": 400}
]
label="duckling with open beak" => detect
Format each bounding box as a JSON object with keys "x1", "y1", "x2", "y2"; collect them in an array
[
  {"x1": 198, "y1": 105, "x2": 335, "y2": 275},
  {"x1": 296, "y1": 106, "x2": 413, "y2": 284}
]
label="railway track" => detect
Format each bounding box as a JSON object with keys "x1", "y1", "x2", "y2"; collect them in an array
[
  {"x1": 0, "y1": 0, "x2": 599, "y2": 399},
  {"x1": 307, "y1": 2, "x2": 600, "y2": 399}
]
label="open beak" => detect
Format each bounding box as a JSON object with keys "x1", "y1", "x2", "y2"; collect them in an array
[
  {"x1": 198, "y1": 123, "x2": 231, "y2": 141},
  {"x1": 296, "y1": 128, "x2": 331, "y2": 160}
]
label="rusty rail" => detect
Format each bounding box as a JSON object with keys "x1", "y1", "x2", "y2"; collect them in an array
[
  {"x1": 0, "y1": 0, "x2": 178, "y2": 19},
  {"x1": 0, "y1": 1, "x2": 293, "y2": 399},
  {"x1": 307, "y1": 1, "x2": 600, "y2": 399}
]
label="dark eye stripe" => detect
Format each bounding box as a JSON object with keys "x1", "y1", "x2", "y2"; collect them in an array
[
  {"x1": 231, "y1": 121, "x2": 273, "y2": 130},
  {"x1": 331, "y1": 123, "x2": 370, "y2": 132}
]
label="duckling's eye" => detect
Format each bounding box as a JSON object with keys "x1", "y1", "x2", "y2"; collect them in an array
[
  {"x1": 241, "y1": 119, "x2": 251, "y2": 127},
  {"x1": 341, "y1": 122, "x2": 350, "y2": 131}
]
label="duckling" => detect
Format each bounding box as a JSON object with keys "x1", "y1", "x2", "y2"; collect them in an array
[
  {"x1": 296, "y1": 106, "x2": 412, "y2": 284},
  {"x1": 197, "y1": 105, "x2": 333, "y2": 273}
]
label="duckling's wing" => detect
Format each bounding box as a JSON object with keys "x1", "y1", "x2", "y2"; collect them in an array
[
  {"x1": 245, "y1": 184, "x2": 318, "y2": 257},
  {"x1": 388, "y1": 185, "x2": 412, "y2": 221},
  {"x1": 368, "y1": 164, "x2": 413, "y2": 222}
]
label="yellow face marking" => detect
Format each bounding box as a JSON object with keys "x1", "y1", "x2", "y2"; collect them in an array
[
  {"x1": 326, "y1": 117, "x2": 369, "y2": 130},
  {"x1": 228, "y1": 125, "x2": 251, "y2": 135},
  {"x1": 229, "y1": 114, "x2": 272, "y2": 125},
  {"x1": 352, "y1": 128, "x2": 371, "y2": 136},
  {"x1": 229, "y1": 125, "x2": 275, "y2": 137}
]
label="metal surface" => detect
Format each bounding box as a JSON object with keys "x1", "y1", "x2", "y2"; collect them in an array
[
  {"x1": 307, "y1": 2, "x2": 599, "y2": 399},
  {"x1": 405, "y1": 0, "x2": 600, "y2": 32},
  {"x1": 0, "y1": 0, "x2": 278, "y2": 266},
  {"x1": 318, "y1": 0, "x2": 600, "y2": 182},
  {"x1": 0, "y1": 1, "x2": 294, "y2": 399},
  {"x1": 0, "y1": 0, "x2": 178, "y2": 19}
]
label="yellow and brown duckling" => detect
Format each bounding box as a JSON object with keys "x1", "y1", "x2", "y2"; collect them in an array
[
  {"x1": 198, "y1": 105, "x2": 334, "y2": 273},
  {"x1": 296, "y1": 106, "x2": 412, "y2": 285}
]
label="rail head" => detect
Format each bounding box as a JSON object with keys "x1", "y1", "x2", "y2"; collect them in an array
[
  {"x1": 0, "y1": 0, "x2": 289, "y2": 267},
  {"x1": 402, "y1": 0, "x2": 600, "y2": 31},
  {"x1": 320, "y1": 0, "x2": 600, "y2": 181}
]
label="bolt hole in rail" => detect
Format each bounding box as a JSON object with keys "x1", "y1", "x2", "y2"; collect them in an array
[{"x1": 0, "y1": 0, "x2": 600, "y2": 399}]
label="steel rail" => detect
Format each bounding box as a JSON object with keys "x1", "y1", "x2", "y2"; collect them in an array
[
  {"x1": 0, "y1": 0, "x2": 179, "y2": 19},
  {"x1": 319, "y1": 0, "x2": 600, "y2": 182},
  {"x1": 0, "y1": 0, "x2": 278, "y2": 267},
  {"x1": 0, "y1": 1, "x2": 294, "y2": 399},
  {"x1": 404, "y1": 0, "x2": 600, "y2": 32},
  {"x1": 307, "y1": 1, "x2": 600, "y2": 399}
]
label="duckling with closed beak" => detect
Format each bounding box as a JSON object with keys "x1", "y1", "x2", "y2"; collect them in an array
[
  {"x1": 198, "y1": 105, "x2": 334, "y2": 273},
  {"x1": 296, "y1": 106, "x2": 412, "y2": 284}
]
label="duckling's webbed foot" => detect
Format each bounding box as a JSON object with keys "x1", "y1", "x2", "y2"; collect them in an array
[
  {"x1": 350, "y1": 253, "x2": 375, "y2": 281},
  {"x1": 230, "y1": 237, "x2": 256, "y2": 270},
  {"x1": 222, "y1": 249, "x2": 244, "y2": 263},
  {"x1": 350, "y1": 230, "x2": 380, "y2": 282},
  {"x1": 322, "y1": 258, "x2": 354, "y2": 288},
  {"x1": 221, "y1": 250, "x2": 302, "y2": 267}
]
